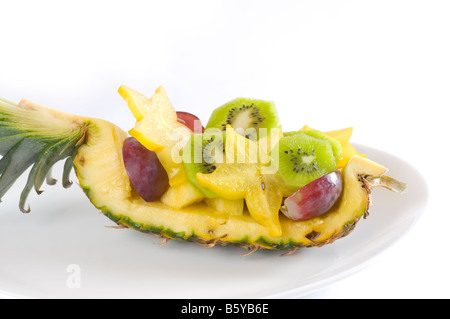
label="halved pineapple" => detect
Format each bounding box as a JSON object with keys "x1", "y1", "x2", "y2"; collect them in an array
[{"x1": 0, "y1": 87, "x2": 406, "y2": 253}]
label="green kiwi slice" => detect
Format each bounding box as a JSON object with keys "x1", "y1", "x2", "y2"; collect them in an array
[
  {"x1": 301, "y1": 129, "x2": 343, "y2": 163},
  {"x1": 283, "y1": 129, "x2": 343, "y2": 164},
  {"x1": 205, "y1": 98, "x2": 279, "y2": 141},
  {"x1": 282, "y1": 131, "x2": 300, "y2": 137},
  {"x1": 272, "y1": 133, "x2": 337, "y2": 188},
  {"x1": 182, "y1": 131, "x2": 226, "y2": 198}
]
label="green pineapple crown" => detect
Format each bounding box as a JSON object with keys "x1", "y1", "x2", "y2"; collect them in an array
[{"x1": 0, "y1": 97, "x2": 88, "y2": 213}]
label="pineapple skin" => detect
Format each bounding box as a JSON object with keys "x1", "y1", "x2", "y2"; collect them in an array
[
  {"x1": 1, "y1": 96, "x2": 396, "y2": 252},
  {"x1": 74, "y1": 117, "x2": 384, "y2": 251}
]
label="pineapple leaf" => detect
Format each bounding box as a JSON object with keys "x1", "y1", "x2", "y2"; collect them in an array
[
  {"x1": 62, "y1": 154, "x2": 76, "y2": 189},
  {"x1": 0, "y1": 97, "x2": 88, "y2": 212},
  {"x1": 0, "y1": 138, "x2": 46, "y2": 201}
]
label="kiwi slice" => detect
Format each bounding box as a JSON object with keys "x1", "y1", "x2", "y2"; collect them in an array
[
  {"x1": 182, "y1": 131, "x2": 226, "y2": 198},
  {"x1": 205, "y1": 98, "x2": 279, "y2": 141},
  {"x1": 282, "y1": 131, "x2": 299, "y2": 137},
  {"x1": 272, "y1": 133, "x2": 337, "y2": 188},
  {"x1": 301, "y1": 129, "x2": 343, "y2": 163},
  {"x1": 283, "y1": 129, "x2": 343, "y2": 164}
]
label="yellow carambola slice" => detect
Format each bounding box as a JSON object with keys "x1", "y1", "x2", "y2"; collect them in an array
[
  {"x1": 197, "y1": 126, "x2": 288, "y2": 237},
  {"x1": 118, "y1": 85, "x2": 204, "y2": 209},
  {"x1": 118, "y1": 85, "x2": 191, "y2": 186}
]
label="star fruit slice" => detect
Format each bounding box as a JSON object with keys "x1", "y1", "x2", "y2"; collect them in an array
[
  {"x1": 196, "y1": 126, "x2": 288, "y2": 237},
  {"x1": 118, "y1": 85, "x2": 192, "y2": 186},
  {"x1": 119, "y1": 86, "x2": 204, "y2": 209}
]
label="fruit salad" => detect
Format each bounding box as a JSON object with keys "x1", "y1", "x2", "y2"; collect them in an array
[{"x1": 0, "y1": 86, "x2": 407, "y2": 255}]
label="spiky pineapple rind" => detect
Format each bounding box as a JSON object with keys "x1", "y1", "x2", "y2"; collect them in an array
[
  {"x1": 90, "y1": 193, "x2": 368, "y2": 251},
  {"x1": 75, "y1": 131, "x2": 374, "y2": 252}
]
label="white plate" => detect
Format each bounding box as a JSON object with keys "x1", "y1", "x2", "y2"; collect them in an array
[{"x1": 0, "y1": 144, "x2": 427, "y2": 299}]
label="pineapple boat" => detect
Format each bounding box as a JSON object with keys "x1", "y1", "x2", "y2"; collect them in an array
[{"x1": 0, "y1": 86, "x2": 406, "y2": 254}]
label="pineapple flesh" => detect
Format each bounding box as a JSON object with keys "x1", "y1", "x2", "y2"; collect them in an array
[{"x1": 0, "y1": 88, "x2": 406, "y2": 252}]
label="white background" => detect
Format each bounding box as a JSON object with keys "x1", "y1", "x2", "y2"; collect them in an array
[{"x1": 0, "y1": 0, "x2": 448, "y2": 298}]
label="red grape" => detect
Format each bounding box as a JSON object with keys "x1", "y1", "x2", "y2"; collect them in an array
[
  {"x1": 282, "y1": 170, "x2": 343, "y2": 221},
  {"x1": 177, "y1": 111, "x2": 204, "y2": 133},
  {"x1": 122, "y1": 137, "x2": 169, "y2": 202}
]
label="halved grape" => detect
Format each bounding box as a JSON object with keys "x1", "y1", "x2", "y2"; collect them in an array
[
  {"x1": 177, "y1": 111, "x2": 204, "y2": 133},
  {"x1": 122, "y1": 137, "x2": 169, "y2": 201},
  {"x1": 281, "y1": 170, "x2": 343, "y2": 221}
]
